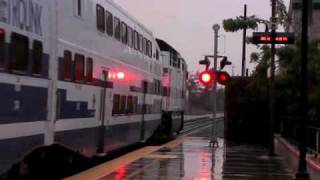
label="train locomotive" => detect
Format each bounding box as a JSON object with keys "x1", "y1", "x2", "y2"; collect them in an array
[{"x1": 0, "y1": 0, "x2": 188, "y2": 174}]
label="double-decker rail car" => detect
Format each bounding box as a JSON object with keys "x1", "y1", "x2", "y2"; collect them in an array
[{"x1": 0, "y1": 0, "x2": 188, "y2": 175}]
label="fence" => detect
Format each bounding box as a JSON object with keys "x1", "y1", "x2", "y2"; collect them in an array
[{"x1": 280, "y1": 116, "x2": 320, "y2": 157}]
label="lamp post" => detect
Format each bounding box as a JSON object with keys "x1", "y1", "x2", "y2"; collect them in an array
[
  {"x1": 209, "y1": 24, "x2": 220, "y2": 147},
  {"x1": 241, "y1": 4, "x2": 247, "y2": 77}
]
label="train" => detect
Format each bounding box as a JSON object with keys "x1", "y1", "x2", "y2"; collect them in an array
[{"x1": 0, "y1": 0, "x2": 188, "y2": 175}]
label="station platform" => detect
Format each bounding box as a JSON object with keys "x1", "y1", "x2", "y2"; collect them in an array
[{"x1": 66, "y1": 122, "x2": 294, "y2": 180}]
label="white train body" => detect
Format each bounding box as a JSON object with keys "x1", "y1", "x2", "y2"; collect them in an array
[
  {"x1": 157, "y1": 39, "x2": 188, "y2": 133},
  {"x1": 0, "y1": 0, "x2": 186, "y2": 174}
]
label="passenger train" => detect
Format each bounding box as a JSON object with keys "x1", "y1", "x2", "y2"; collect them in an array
[{"x1": 0, "y1": 0, "x2": 188, "y2": 174}]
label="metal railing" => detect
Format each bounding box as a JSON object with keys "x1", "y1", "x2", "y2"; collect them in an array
[{"x1": 279, "y1": 116, "x2": 320, "y2": 157}]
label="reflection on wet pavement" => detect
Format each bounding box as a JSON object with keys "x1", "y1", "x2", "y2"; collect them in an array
[
  {"x1": 101, "y1": 136, "x2": 223, "y2": 180},
  {"x1": 100, "y1": 124, "x2": 293, "y2": 180}
]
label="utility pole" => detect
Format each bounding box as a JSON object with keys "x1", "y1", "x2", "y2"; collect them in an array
[
  {"x1": 241, "y1": 4, "x2": 247, "y2": 77},
  {"x1": 269, "y1": 0, "x2": 276, "y2": 156},
  {"x1": 295, "y1": 0, "x2": 311, "y2": 179},
  {"x1": 209, "y1": 24, "x2": 220, "y2": 147}
]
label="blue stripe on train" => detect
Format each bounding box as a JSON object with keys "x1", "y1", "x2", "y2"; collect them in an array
[
  {"x1": 0, "y1": 83, "x2": 48, "y2": 124},
  {"x1": 56, "y1": 89, "x2": 95, "y2": 119}
]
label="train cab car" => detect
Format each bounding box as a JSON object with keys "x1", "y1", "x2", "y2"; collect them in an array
[{"x1": 156, "y1": 39, "x2": 188, "y2": 135}]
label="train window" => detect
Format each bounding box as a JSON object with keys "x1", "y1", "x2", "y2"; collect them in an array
[
  {"x1": 86, "y1": 58, "x2": 93, "y2": 82},
  {"x1": 77, "y1": 0, "x2": 82, "y2": 17},
  {"x1": 96, "y1": 5, "x2": 105, "y2": 32},
  {"x1": 127, "y1": 96, "x2": 133, "y2": 114},
  {"x1": 112, "y1": 94, "x2": 120, "y2": 115},
  {"x1": 0, "y1": 29, "x2": 5, "y2": 69},
  {"x1": 121, "y1": 22, "x2": 128, "y2": 44},
  {"x1": 74, "y1": 53, "x2": 85, "y2": 81},
  {"x1": 154, "y1": 80, "x2": 158, "y2": 95},
  {"x1": 158, "y1": 80, "x2": 161, "y2": 95},
  {"x1": 114, "y1": 17, "x2": 121, "y2": 40},
  {"x1": 146, "y1": 40, "x2": 149, "y2": 56},
  {"x1": 134, "y1": 31, "x2": 139, "y2": 50},
  {"x1": 143, "y1": 38, "x2": 147, "y2": 55},
  {"x1": 127, "y1": 26, "x2": 133, "y2": 48},
  {"x1": 106, "y1": 10, "x2": 113, "y2": 36},
  {"x1": 148, "y1": 41, "x2": 151, "y2": 57},
  {"x1": 32, "y1": 40, "x2": 43, "y2": 75},
  {"x1": 133, "y1": 96, "x2": 138, "y2": 113},
  {"x1": 10, "y1": 33, "x2": 29, "y2": 72},
  {"x1": 148, "y1": 41, "x2": 153, "y2": 58},
  {"x1": 120, "y1": 95, "x2": 127, "y2": 114},
  {"x1": 131, "y1": 29, "x2": 135, "y2": 49},
  {"x1": 64, "y1": 51, "x2": 72, "y2": 80},
  {"x1": 139, "y1": 34, "x2": 143, "y2": 52},
  {"x1": 153, "y1": 80, "x2": 156, "y2": 94}
]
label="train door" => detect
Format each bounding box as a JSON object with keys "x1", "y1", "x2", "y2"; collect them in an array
[{"x1": 97, "y1": 70, "x2": 108, "y2": 154}]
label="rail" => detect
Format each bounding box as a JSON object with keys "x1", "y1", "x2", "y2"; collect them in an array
[{"x1": 181, "y1": 117, "x2": 223, "y2": 135}]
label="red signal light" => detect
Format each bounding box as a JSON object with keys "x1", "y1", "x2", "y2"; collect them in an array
[
  {"x1": 199, "y1": 70, "x2": 215, "y2": 87},
  {"x1": 220, "y1": 74, "x2": 227, "y2": 81},
  {"x1": 217, "y1": 71, "x2": 230, "y2": 85}
]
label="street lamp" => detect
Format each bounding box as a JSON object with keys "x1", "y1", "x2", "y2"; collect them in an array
[{"x1": 209, "y1": 24, "x2": 220, "y2": 147}]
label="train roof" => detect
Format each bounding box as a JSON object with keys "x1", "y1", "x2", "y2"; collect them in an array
[
  {"x1": 156, "y1": 39, "x2": 179, "y2": 54},
  {"x1": 108, "y1": 0, "x2": 153, "y2": 36}
]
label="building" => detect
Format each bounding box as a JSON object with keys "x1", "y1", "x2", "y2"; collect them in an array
[{"x1": 288, "y1": 0, "x2": 320, "y2": 41}]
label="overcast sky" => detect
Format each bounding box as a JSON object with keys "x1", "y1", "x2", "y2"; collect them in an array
[{"x1": 113, "y1": 0, "x2": 290, "y2": 75}]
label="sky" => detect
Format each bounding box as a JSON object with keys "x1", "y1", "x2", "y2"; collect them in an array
[{"x1": 113, "y1": 0, "x2": 290, "y2": 75}]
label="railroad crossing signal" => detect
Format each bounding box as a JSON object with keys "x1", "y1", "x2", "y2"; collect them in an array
[
  {"x1": 251, "y1": 32, "x2": 295, "y2": 44},
  {"x1": 198, "y1": 70, "x2": 230, "y2": 86},
  {"x1": 199, "y1": 57, "x2": 210, "y2": 70}
]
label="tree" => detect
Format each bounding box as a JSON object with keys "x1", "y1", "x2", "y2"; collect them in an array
[{"x1": 223, "y1": 0, "x2": 289, "y2": 33}]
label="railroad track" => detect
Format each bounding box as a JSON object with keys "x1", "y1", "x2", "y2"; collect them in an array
[{"x1": 180, "y1": 117, "x2": 223, "y2": 135}]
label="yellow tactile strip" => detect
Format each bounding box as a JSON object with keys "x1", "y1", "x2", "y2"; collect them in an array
[
  {"x1": 64, "y1": 138, "x2": 184, "y2": 180},
  {"x1": 64, "y1": 146, "x2": 159, "y2": 180}
]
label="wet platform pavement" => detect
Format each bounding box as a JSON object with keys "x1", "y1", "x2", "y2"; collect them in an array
[{"x1": 67, "y1": 121, "x2": 294, "y2": 180}]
